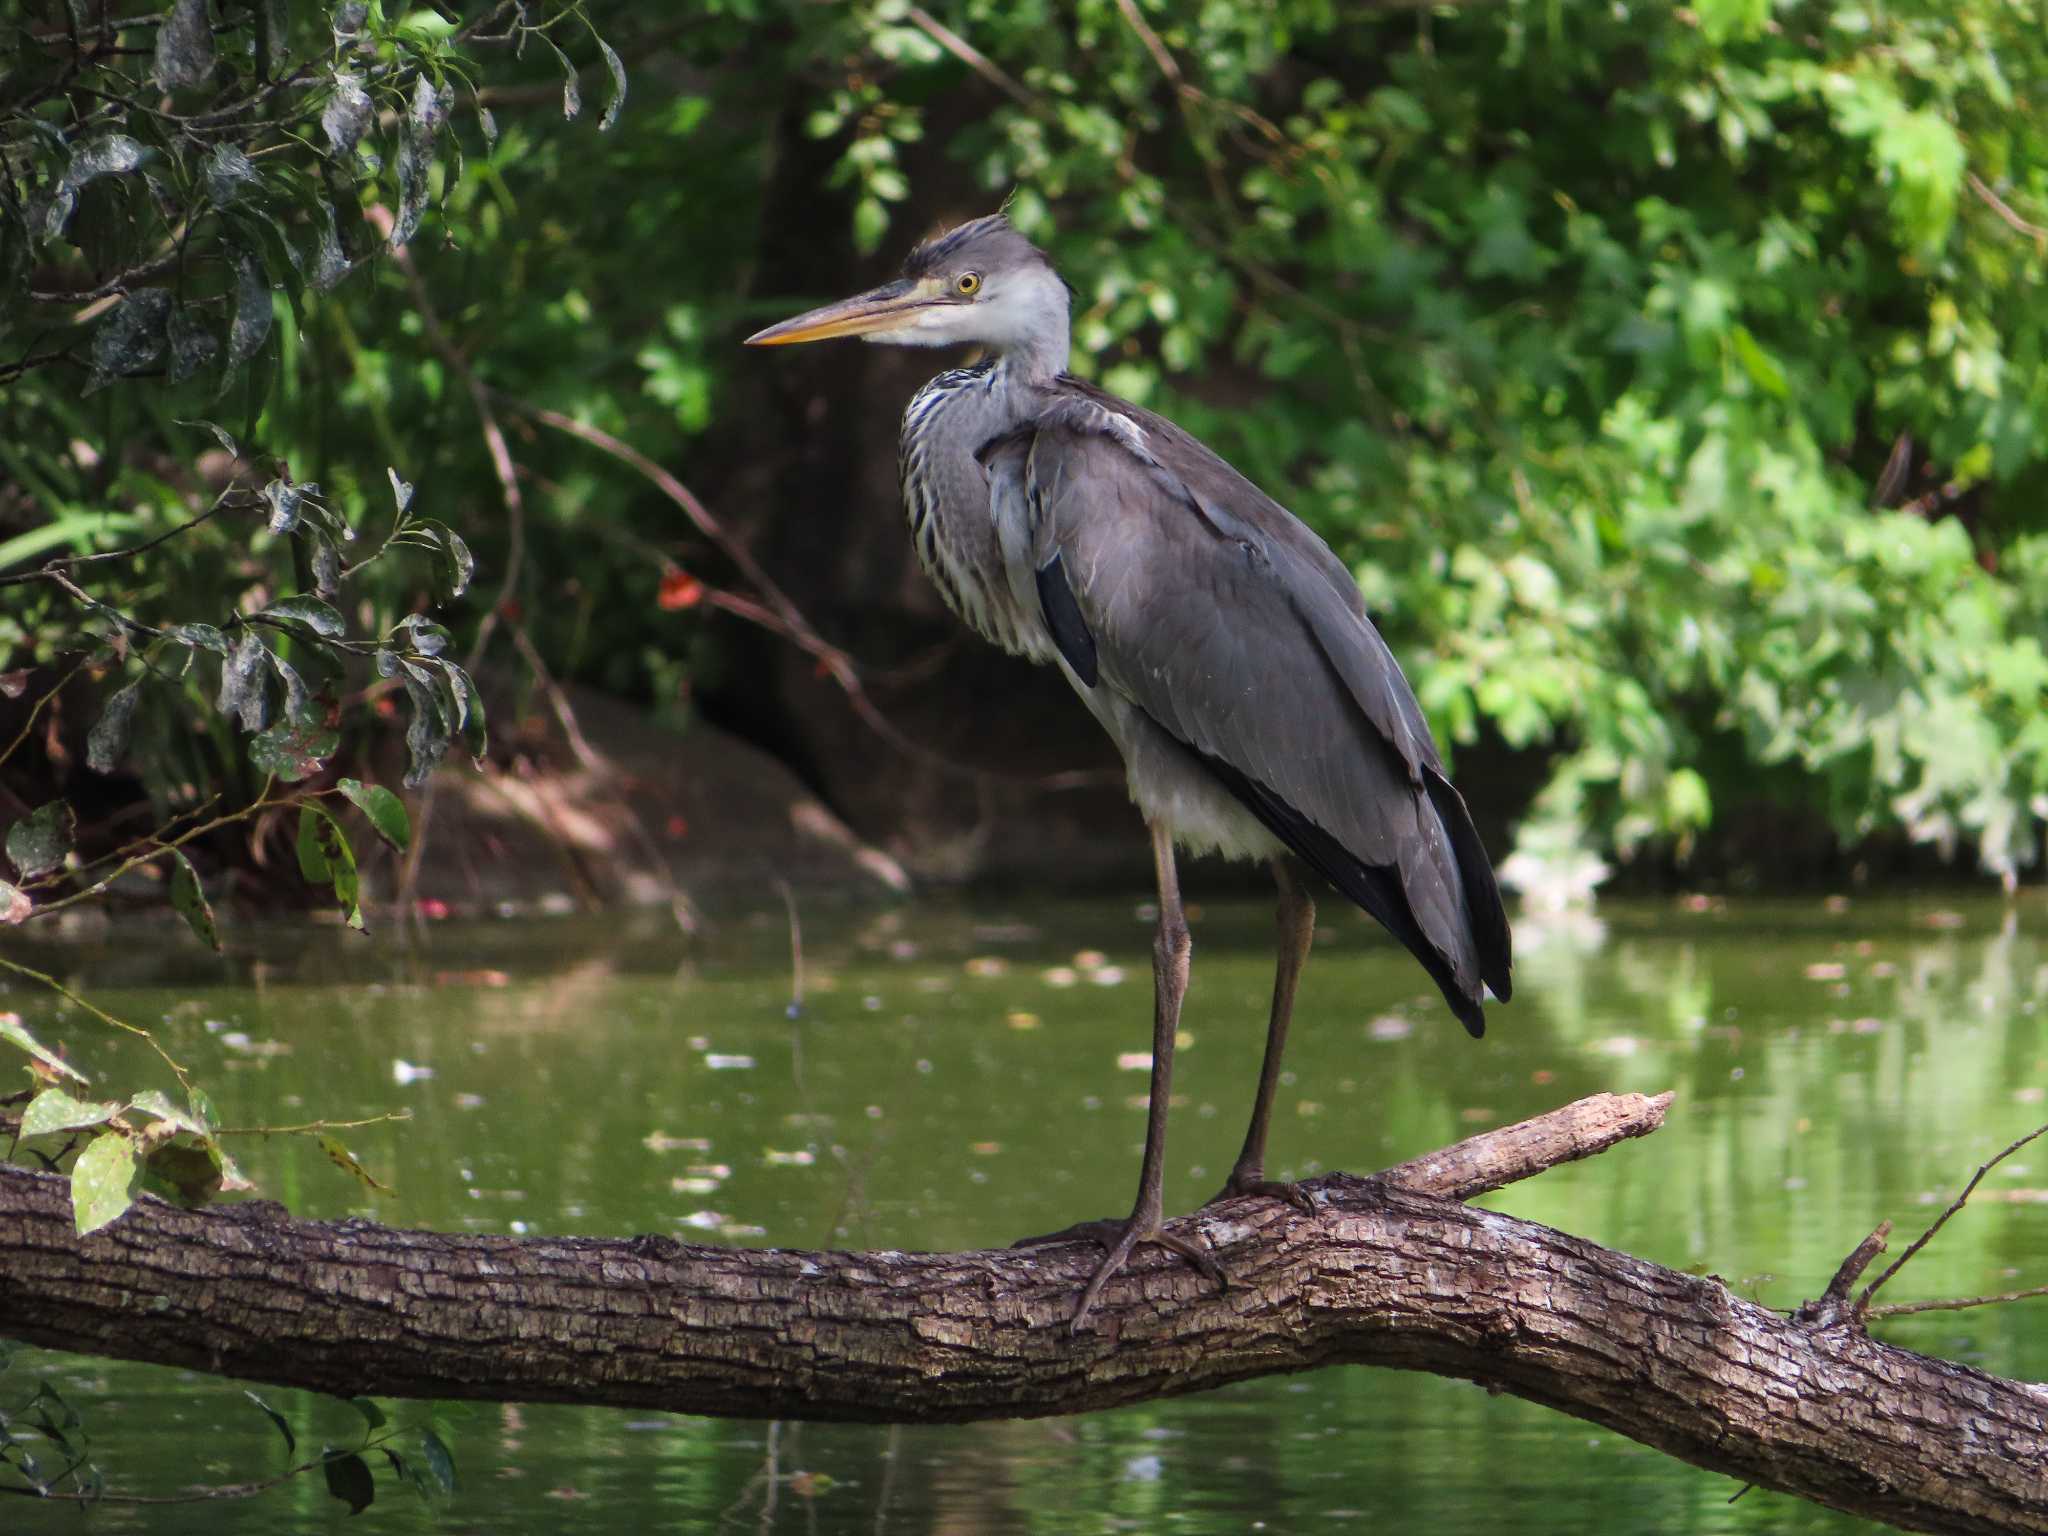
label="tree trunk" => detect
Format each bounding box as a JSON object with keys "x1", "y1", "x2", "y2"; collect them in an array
[{"x1": 1, "y1": 1092, "x2": 2041, "y2": 1535}]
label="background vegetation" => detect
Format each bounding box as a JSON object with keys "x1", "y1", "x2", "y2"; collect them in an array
[{"x1": 4, "y1": 0, "x2": 2045, "y2": 908}]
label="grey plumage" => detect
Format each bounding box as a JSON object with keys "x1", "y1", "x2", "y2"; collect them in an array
[{"x1": 748, "y1": 211, "x2": 1511, "y2": 1328}]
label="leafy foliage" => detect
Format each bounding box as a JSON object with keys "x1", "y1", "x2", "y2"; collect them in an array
[{"x1": 4, "y1": 0, "x2": 2044, "y2": 905}]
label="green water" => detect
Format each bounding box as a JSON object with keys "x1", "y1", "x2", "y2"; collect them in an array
[{"x1": 5, "y1": 892, "x2": 2046, "y2": 1533}]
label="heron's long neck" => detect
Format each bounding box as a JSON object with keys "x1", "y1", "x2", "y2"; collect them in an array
[{"x1": 898, "y1": 358, "x2": 1054, "y2": 662}]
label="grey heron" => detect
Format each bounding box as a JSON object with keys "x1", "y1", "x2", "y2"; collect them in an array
[{"x1": 747, "y1": 213, "x2": 1511, "y2": 1330}]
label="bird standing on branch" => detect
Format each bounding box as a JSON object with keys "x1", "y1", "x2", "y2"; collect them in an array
[{"x1": 747, "y1": 213, "x2": 1511, "y2": 1330}]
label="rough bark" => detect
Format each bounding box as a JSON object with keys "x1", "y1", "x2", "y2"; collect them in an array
[{"x1": 2, "y1": 1092, "x2": 2042, "y2": 1535}]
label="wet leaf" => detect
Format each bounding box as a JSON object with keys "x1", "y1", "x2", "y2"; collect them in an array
[
  {"x1": 438, "y1": 525, "x2": 473, "y2": 598},
  {"x1": 166, "y1": 848, "x2": 221, "y2": 951},
  {"x1": 154, "y1": 0, "x2": 215, "y2": 90},
  {"x1": 323, "y1": 1449, "x2": 375, "y2": 1514},
  {"x1": 400, "y1": 672, "x2": 453, "y2": 788},
  {"x1": 397, "y1": 614, "x2": 450, "y2": 656},
  {"x1": 596, "y1": 37, "x2": 628, "y2": 131},
  {"x1": 86, "y1": 680, "x2": 141, "y2": 774},
  {"x1": 544, "y1": 37, "x2": 581, "y2": 120},
  {"x1": 0, "y1": 1013, "x2": 88, "y2": 1081},
  {"x1": 261, "y1": 595, "x2": 345, "y2": 638},
  {"x1": 48, "y1": 135, "x2": 150, "y2": 239},
  {"x1": 86, "y1": 288, "x2": 172, "y2": 392},
  {"x1": 392, "y1": 79, "x2": 447, "y2": 249},
  {"x1": 226, "y1": 251, "x2": 274, "y2": 367},
  {"x1": 320, "y1": 1134, "x2": 389, "y2": 1192},
  {"x1": 7, "y1": 801, "x2": 74, "y2": 880},
  {"x1": 166, "y1": 306, "x2": 220, "y2": 382},
  {"x1": 20, "y1": 1088, "x2": 124, "y2": 1138},
  {"x1": 204, "y1": 144, "x2": 259, "y2": 205},
  {"x1": 310, "y1": 532, "x2": 342, "y2": 598},
  {"x1": 249, "y1": 718, "x2": 339, "y2": 782},
  {"x1": 410, "y1": 73, "x2": 450, "y2": 137},
  {"x1": 71, "y1": 1133, "x2": 136, "y2": 1235},
  {"x1": 218, "y1": 631, "x2": 270, "y2": 731},
  {"x1": 331, "y1": 2, "x2": 368, "y2": 43},
  {"x1": 268, "y1": 652, "x2": 317, "y2": 725},
  {"x1": 171, "y1": 621, "x2": 230, "y2": 655},
  {"x1": 388, "y1": 468, "x2": 416, "y2": 518},
  {"x1": 310, "y1": 201, "x2": 352, "y2": 293},
  {"x1": 179, "y1": 419, "x2": 239, "y2": 458},
  {"x1": 261, "y1": 478, "x2": 304, "y2": 535},
  {"x1": 338, "y1": 778, "x2": 410, "y2": 851},
  {"x1": 244, "y1": 1390, "x2": 295, "y2": 1458},
  {"x1": 322, "y1": 72, "x2": 374, "y2": 159}
]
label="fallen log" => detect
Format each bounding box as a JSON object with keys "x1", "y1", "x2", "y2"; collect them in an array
[{"x1": 1, "y1": 1091, "x2": 2041, "y2": 1534}]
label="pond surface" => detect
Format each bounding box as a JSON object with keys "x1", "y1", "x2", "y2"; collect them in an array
[{"x1": 6, "y1": 890, "x2": 2046, "y2": 1533}]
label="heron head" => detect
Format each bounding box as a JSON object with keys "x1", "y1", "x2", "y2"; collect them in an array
[{"x1": 745, "y1": 213, "x2": 1071, "y2": 372}]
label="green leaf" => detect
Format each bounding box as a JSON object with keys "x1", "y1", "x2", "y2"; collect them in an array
[
  {"x1": 71, "y1": 1133, "x2": 136, "y2": 1235},
  {"x1": 349, "y1": 1397, "x2": 388, "y2": 1432},
  {"x1": 415, "y1": 1427, "x2": 456, "y2": 1496},
  {"x1": 1, "y1": 1013, "x2": 87, "y2": 1081},
  {"x1": 322, "y1": 1449, "x2": 376, "y2": 1514},
  {"x1": 7, "y1": 801, "x2": 74, "y2": 881},
  {"x1": 1728, "y1": 324, "x2": 1788, "y2": 399},
  {"x1": 139, "y1": 1139, "x2": 223, "y2": 1207},
  {"x1": 170, "y1": 622, "x2": 230, "y2": 655},
  {"x1": 244, "y1": 1390, "x2": 296, "y2": 1459},
  {"x1": 250, "y1": 718, "x2": 340, "y2": 781},
  {"x1": 543, "y1": 35, "x2": 581, "y2": 120},
  {"x1": 166, "y1": 848, "x2": 222, "y2": 952},
  {"x1": 296, "y1": 805, "x2": 332, "y2": 882},
  {"x1": 320, "y1": 1134, "x2": 390, "y2": 1193},
  {"x1": 128, "y1": 1088, "x2": 208, "y2": 1136},
  {"x1": 20, "y1": 1088, "x2": 124, "y2": 1138},
  {"x1": 337, "y1": 778, "x2": 410, "y2": 852},
  {"x1": 260, "y1": 596, "x2": 346, "y2": 638}
]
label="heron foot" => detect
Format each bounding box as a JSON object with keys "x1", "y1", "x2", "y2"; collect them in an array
[
  {"x1": 1012, "y1": 1216, "x2": 1226, "y2": 1332},
  {"x1": 1203, "y1": 1170, "x2": 1316, "y2": 1217}
]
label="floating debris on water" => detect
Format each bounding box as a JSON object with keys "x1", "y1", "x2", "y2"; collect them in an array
[
  {"x1": 964, "y1": 956, "x2": 1008, "y2": 978},
  {"x1": 1006, "y1": 1010, "x2": 1041, "y2": 1030},
  {"x1": 705, "y1": 1053, "x2": 755, "y2": 1071},
  {"x1": 1117, "y1": 1052, "x2": 1152, "y2": 1072},
  {"x1": 765, "y1": 1148, "x2": 816, "y2": 1166},
  {"x1": 392, "y1": 1058, "x2": 434, "y2": 1084},
  {"x1": 1366, "y1": 1015, "x2": 1411, "y2": 1041},
  {"x1": 1043, "y1": 966, "x2": 1079, "y2": 988},
  {"x1": 1803, "y1": 962, "x2": 1847, "y2": 980}
]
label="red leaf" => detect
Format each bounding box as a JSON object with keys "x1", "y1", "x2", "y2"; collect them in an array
[{"x1": 657, "y1": 569, "x2": 704, "y2": 611}]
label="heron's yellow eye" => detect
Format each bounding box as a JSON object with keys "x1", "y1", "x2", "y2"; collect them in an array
[{"x1": 956, "y1": 272, "x2": 982, "y2": 296}]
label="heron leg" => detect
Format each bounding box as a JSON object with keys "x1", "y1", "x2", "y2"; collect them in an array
[
  {"x1": 1012, "y1": 821, "x2": 1224, "y2": 1332},
  {"x1": 1205, "y1": 857, "x2": 1317, "y2": 1216}
]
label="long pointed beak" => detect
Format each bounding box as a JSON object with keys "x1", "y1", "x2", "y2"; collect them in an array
[{"x1": 744, "y1": 278, "x2": 939, "y2": 346}]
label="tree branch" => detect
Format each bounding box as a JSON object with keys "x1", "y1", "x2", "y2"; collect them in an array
[{"x1": 1, "y1": 1091, "x2": 2043, "y2": 1532}]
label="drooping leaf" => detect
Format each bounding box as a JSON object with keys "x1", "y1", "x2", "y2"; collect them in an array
[
  {"x1": 596, "y1": 36, "x2": 628, "y2": 131},
  {"x1": 322, "y1": 1450, "x2": 376, "y2": 1515},
  {"x1": 268, "y1": 652, "x2": 318, "y2": 725},
  {"x1": 86, "y1": 288, "x2": 172, "y2": 392},
  {"x1": 260, "y1": 595, "x2": 344, "y2": 638},
  {"x1": 0, "y1": 1013, "x2": 89, "y2": 1082},
  {"x1": 392, "y1": 79, "x2": 447, "y2": 249},
  {"x1": 543, "y1": 36, "x2": 581, "y2": 121},
  {"x1": 415, "y1": 1428, "x2": 457, "y2": 1496},
  {"x1": 241, "y1": 1390, "x2": 296, "y2": 1458},
  {"x1": 86, "y1": 680, "x2": 141, "y2": 775},
  {"x1": 309, "y1": 201, "x2": 353, "y2": 293},
  {"x1": 322, "y1": 71, "x2": 374, "y2": 159},
  {"x1": 261, "y1": 479, "x2": 306, "y2": 536},
  {"x1": 332, "y1": 2, "x2": 368, "y2": 42},
  {"x1": 310, "y1": 532, "x2": 342, "y2": 598},
  {"x1": 249, "y1": 718, "x2": 339, "y2": 782},
  {"x1": 296, "y1": 804, "x2": 331, "y2": 882},
  {"x1": 297, "y1": 806, "x2": 362, "y2": 926},
  {"x1": 167, "y1": 306, "x2": 220, "y2": 382},
  {"x1": 349, "y1": 1397, "x2": 387, "y2": 1432},
  {"x1": 154, "y1": 0, "x2": 215, "y2": 89},
  {"x1": 437, "y1": 525, "x2": 474, "y2": 599},
  {"x1": 46, "y1": 135, "x2": 149, "y2": 239},
  {"x1": 337, "y1": 778, "x2": 410, "y2": 851},
  {"x1": 178, "y1": 419, "x2": 240, "y2": 458},
  {"x1": 204, "y1": 144, "x2": 260, "y2": 205},
  {"x1": 217, "y1": 631, "x2": 270, "y2": 732},
  {"x1": 319, "y1": 1134, "x2": 389, "y2": 1192},
  {"x1": 7, "y1": 801, "x2": 74, "y2": 880},
  {"x1": 401, "y1": 672, "x2": 453, "y2": 789},
  {"x1": 20, "y1": 1088, "x2": 124, "y2": 1138},
  {"x1": 226, "y1": 251, "x2": 274, "y2": 367},
  {"x1": 396, "y1": 614, "x2": 451, "y2": 656},
  {"x1": 127, "y1": 1089, "x2": 207, "y2": 1136},
  {"x1": 70, "y1": 1133, "x2": 136, "y2": 1235},
  {"x1": 166, "y1": 848, "x2": 221, "y2": 952}
]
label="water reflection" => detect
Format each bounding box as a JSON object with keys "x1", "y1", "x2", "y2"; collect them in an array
[{"x1": 5, "y1": 894, "x2": 2044, "y2": 1534}]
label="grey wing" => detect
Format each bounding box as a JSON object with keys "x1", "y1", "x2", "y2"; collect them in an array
[{"x1": 985, "y1": 412, "x2": 1510, "y2": 1033}]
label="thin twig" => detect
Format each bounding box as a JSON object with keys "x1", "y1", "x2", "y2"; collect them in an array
[
  {"x1": 0, "y1": 956, "x2": 191, "y2": 1094},
  {"x1": 1858, "y1": 1123, "x2": 2048, "y2": 1314},
  {"x1": 1968, "y1": 172, "x2": 2048, "y2": 248},
  {"x1": 0, "y1": 658, "x2": 90, "y2": 772},
  {"x1": 903, "y1": 7, "x2": 1037, "y2": 108},
  {"x1": 1869, "y1": 1283, "x2": 2048, "y2": 1320},
  {"x1": 0, "y1": 496, "x2": 240, "y2": 587}
]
